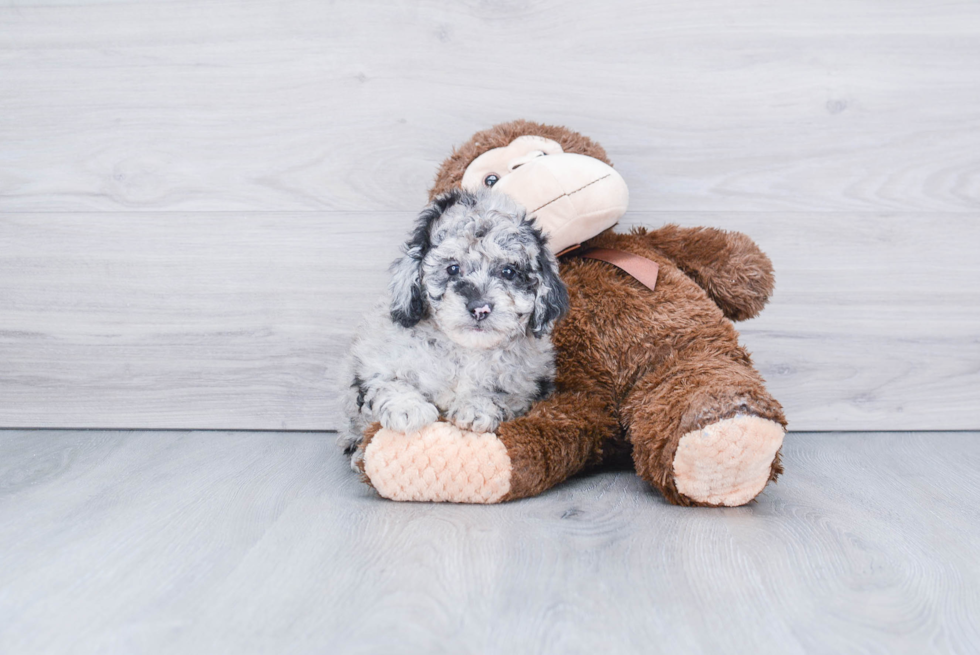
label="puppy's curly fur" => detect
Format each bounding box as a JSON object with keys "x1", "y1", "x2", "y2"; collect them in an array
[{"x1": 339, "y1": 189, "x2": 568, "y2": 466}]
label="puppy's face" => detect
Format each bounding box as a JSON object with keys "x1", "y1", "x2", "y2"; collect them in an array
[
  {"x1": 389, "y1": 189, "x2": 568, "y2": 350},
  {"x1": 423, "y1": 198, "x2": 542, "y2": 349}
]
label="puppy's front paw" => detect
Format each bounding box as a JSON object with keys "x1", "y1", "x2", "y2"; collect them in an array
[
  {"x1": 447, "y1": 402, "x2": 502, "y2": 433},
  {"x1": 379, "y1": 396, "x2": 439, "y2": 434}
]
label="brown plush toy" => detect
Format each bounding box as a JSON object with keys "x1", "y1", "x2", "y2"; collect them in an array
[{"x1": 355, "y1": 120, "x2": 787, "y2": 507}]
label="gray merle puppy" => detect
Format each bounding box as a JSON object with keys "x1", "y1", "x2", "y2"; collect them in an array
[{"x1": 339, "y1": 188, "x2": 568, "y2": 465}]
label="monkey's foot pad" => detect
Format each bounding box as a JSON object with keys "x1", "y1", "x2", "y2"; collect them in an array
[
  {"x1": 673, "y1": 415, "x2": 785, "y2": 506},
  {"x1": 362, "y1": 423, "x2": 512, "y2": 503}
]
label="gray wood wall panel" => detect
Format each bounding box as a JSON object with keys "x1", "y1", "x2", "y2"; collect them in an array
[
  {"x1": 0, "y1": 212, "x2": 405, "y2": 430},
  {"x1": 2, "y1": 211, "x2": 977, "y2": 430},
  {"x1": 2, "y1": 430, "x2": 979, "y2": 654},
  {"x1": 1, "y1": 1, "x2": 978, "y2": 430},
  {"x1": 2, "y1": 1, "x2": 979, "y2": 214}
]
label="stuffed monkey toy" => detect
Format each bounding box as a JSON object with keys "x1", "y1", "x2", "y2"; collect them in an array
[{"x1": 354, "y1": 120, "x2": 787, "y2": 507}]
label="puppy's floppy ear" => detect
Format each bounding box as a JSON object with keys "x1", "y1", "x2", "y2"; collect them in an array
[
  {"x1": 526, "y1": 222, "x2": 569, "y2": 337},
  {"x1": 389, "y1": 189, "x2": 468, "y2": 327}
]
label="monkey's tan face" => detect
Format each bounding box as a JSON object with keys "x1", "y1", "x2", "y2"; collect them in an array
[
  {"x1": 460, "y1": 135, "x2": 630, "y2": 254},
  {"x1": 460, "y1": 135, "x2": 566, "y2": 191}
]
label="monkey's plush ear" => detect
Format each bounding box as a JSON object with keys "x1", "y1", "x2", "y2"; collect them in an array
[
  {"x1": 389, "y1": 190, "x2": 468, "y2": 327},
  {"x1": 528, "y1": 228, "x2": 570, "y2": 337}
]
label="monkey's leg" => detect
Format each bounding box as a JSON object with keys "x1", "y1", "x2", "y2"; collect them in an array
[{"x1": 356, "y1": 390, "x2": 617, "y2": 503}]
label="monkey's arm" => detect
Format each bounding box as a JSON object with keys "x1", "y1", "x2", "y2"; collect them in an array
[{"x1": 639, "y1": 224, "x2": 775, "y2": 321}]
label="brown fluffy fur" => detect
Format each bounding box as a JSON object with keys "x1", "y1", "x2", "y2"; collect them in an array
[{"x1": 427, "y1": 120, "x2": 786, "y2": 506}]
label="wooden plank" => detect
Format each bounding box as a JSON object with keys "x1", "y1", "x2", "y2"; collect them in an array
[
  {"x1": 1, "y1": 211, "x2": 977, "y2": 431},
  {"x1": 1, "y1": 429, "x2": 979, "y2": 654},
  {"x1": 0, "y1": 212, "x2": 404, "y2": 430},
  {"x1": 1, "y1": 0, "x2": 978, "y2": 213}
]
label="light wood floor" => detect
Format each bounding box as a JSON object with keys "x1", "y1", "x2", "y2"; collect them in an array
[{"x1": 1, "y1": 429, "x2": 978, "y2": 654}]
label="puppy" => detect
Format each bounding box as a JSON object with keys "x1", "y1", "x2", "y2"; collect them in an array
[{"x1": 339, "y1": 188, "x2": 568, "y2": 466}]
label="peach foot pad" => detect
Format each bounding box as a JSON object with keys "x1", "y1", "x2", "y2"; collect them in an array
[
  {"x1": 672, "y1": 415, "x2": 785, "y2": 507},
  {"x1": 361, "y1": 423, "x2": 512, "y2": 503}
]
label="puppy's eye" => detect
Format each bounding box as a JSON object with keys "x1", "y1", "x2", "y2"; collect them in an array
[
  {"x1": 447, "y1": 264, "x2": 461, "y2": 276},
  {"x1": 500, "y1": 265, "x2": 517, "y2": 280},
  {"x1": 484, "y1": 174, "x2": 499, "y2": 188}
]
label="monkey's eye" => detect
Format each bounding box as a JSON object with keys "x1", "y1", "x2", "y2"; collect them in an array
[
  {"x1": 499, "y1": 265, "x2": 517, "y2": 280},
  {"x1": 484, "y1": 174, "x2": 500, "y2": 187},
  {"x1": 447, "y1": 264, "x2": 461, "y2": 276}
]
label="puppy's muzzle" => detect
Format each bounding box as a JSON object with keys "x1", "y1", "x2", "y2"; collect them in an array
[{"x1": 466, "y1": 299, "x2": 493, "y2": 321}]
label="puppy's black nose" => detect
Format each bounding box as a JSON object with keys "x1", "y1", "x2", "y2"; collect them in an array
[{"x1": 467, "y1": 299, "x2": 493, "y2": 321}]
